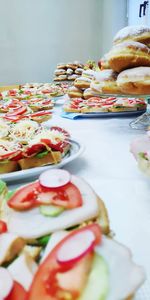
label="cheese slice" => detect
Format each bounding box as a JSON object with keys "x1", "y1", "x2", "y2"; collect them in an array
[
  {"x1": 7, "y1": 176, "x2": 99, "y2": 239},
  {"x1": 0, "y1": 233, "x2": 25, "y2": 265}
]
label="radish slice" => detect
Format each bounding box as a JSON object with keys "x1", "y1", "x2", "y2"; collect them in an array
[
  {"x1": 0, "y1": 267, "x2": 13, "y2": 298},
  {"x1": 39, "y1": 169, "x2": 71, "y2": 188},
  {"x1": 57, "y1": 230, "x2": 95, "y2": 265}
]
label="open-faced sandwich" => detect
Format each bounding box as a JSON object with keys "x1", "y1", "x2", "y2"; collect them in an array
[
  {"x1": 3, "y1": 169, "x2": 109, "y2": 238},
  {"x1": 0, "y1": 170, "x2": 145, "y2": 299},
  {"x1": 0, "y1": 126, "x2": 71, "y2": 173}
]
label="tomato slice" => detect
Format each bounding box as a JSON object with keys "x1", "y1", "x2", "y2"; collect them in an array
[
  {"x1": 30, "y1": 111, "x2": 51, "y2": 117},
  {"x1": 0, "y1": 220, "x2": 7, "y2": 233},
  {"x1": 41, "y1": 139, "x2": 69, "y2": 153},
  {"x1": 0, "y1": 150, "x2": 22, "y2": 161},
  {"x1": 50, "y1": 126, "x2": 70, "y2": 138},
  {"x1": 6, "y1": 106, "x2": 27, "y2": 117},
  {"x1": 28, "y1": 224, "x2": 101, "y2": 300},
  {"x1": 8, "y1": 90, "x2": 17, "y2": 96},
  {"x1": 8, "y1": 181, "x2": 83, "y2": 211},
  {"x1": 24, "y1": 144, "x2": 46, "y2": 157},
  {"x1": 5, "y1": 281, "x2": 27, "y2": 300},
  {"x1": 3, "y1": 115, "x2": 26, "y2": 122}
]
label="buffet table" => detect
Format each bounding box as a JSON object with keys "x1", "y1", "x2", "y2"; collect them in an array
[{"x1": 8, "y1": 100, "x2": 150, "y2": 300}]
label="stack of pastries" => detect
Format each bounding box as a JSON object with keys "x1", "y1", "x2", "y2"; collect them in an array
[
  {"x1": 93, "y1": 25, "x2": 150, "y2": 95},
  {"x1": 53, "y1": 61, "x2": 84, "y2": 82}
]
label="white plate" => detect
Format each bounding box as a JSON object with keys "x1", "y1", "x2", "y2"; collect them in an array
[{"x1": 0, "y1": 139, "x2": 84, "y2": 183}]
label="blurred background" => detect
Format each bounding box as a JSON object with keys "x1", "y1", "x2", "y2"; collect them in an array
[{"x1": 0, "y1": 0, "x2": 149, "y2": 85}]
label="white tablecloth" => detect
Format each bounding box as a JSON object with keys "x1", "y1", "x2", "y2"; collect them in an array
[{"x1": 10, "y1": 101, "x2": 150, "y2": 299}]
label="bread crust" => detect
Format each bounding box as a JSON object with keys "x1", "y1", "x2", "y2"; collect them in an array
[
  {"x1": 0, "y1": 161, "x2": 19, "y2": 174},
  {"x1": 18, "y1": 151, "x2": 62, "y2": 170}
]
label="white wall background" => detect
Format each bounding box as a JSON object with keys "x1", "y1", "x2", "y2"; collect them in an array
[{"x1": 0, "y1": 0, "x2": 127, "y2": 85}]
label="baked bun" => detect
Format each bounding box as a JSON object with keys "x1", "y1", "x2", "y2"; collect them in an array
[
  {"x1": 83, "y1": 88, "x2": 101, "y2": 99},
  {"x1": 54, "y1": 69, "x2": 66, "y2": 76},
  {"x1": 67, "y1": 86, "x2": 83, "y2": 98},
  {"x1": 117, "y1": 66, "x2": 150, "y2": 95},
  {"x1": 74, "y1": 76, "x2": 91, "y2": 89},
  {"x1": 90, "y1": 69, "x2": 121, "y2": 94},
  {"x1": 108, "y1": 41, "x2": 150, "y2": 72},
  {"x1": 113, "y1": 25, "x2": 150, "y2": 47},
  {"x1": 18, "y1": 151, "x2": 61, "y2": 170}
]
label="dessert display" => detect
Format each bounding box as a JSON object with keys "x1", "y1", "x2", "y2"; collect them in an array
[
  {"x1": 0, "y1": 169, "x2": 145, "y2": 299},
  {"x1": 0, "y1": 122, "x2": 71, "y2": 173},
  {"x1": 95, "y1": 25, "x2": 150, "y2": 96},
  {"x1": 63, "y1": 97, "x2": 146, "y2": 113}
]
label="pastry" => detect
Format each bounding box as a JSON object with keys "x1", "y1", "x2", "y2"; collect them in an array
[
  {"x1": 108, "y1": 41, "x2": 150, "y2": 72},
  {"x1": 113, "y1": 25, "x2": 150, "y2": 47},
  {"x1": 117, "y1": 66, "x2": 150, "y2": 94}
]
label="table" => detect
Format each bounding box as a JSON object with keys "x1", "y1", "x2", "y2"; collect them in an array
[{"x1": 10, "y1": 101, "x2": 150, "y2": 299}]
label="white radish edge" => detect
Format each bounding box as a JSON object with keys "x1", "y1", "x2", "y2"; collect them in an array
[
  {"x1": 39, "y1": 169, "x2": 71, "y2": 188},
  {"x1": 57, "y1": 230, "x2": 95, "y2": 264}
]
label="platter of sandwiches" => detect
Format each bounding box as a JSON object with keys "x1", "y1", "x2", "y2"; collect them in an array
[
  {"x1": 0, "y1": 121, "x2": 84, "y2": 182},
  {"x1": 63, "y1": 96, "x2": 147, "y2": 118},
  {"x1": 0, "y1": 169, "x2": 145, "y2": 299}
]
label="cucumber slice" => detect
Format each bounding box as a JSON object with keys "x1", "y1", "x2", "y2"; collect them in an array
[
  {"x1": 39, "y1": 205, "x2": 64, "y2": 217},
  {"x1": 78, "y1": 254, "x2": 109, "y2": 300}
]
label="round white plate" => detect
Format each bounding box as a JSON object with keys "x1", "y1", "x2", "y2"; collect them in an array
[{"x1": 0, "y1": 139, "x2": 84, "y2": 183}]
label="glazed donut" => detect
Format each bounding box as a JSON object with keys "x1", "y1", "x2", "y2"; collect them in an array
[
  {"x1": 66, "y1": 63, "x2": 77, "y2": 70},
  {"x1": 57, "y1": 63, "x2": 67, "y2": 69},
  {"x1": 83, "y1": 88, "x2": 101, "y2": 99},
  {"x1": 108, "y1": 41, "x2": 150, "y2": 73},
  {"x1": 113, "y1": 25, "x2": 150, "y2": 47},
  {"x1": 117, "y1": 66, "x2": 150, "y2": 95},
  {"x1": 75, "y1": 68, "x2": 83, "y2": 75},
  {"x1": 82, "y1": 69, "x2": 96, "y2": 80},
  {"x1": 67, "y1": 86, "x2": 83, "y2": 98},
  {"x1": 74, "y1": 76, "x2": 91, "y2": 89},
  {"x1": 67, "y1": 74, "x2": 78, "y2": 81},
  {"x1": 54, "y1": 69, "x2": 66, "y2": 76},
  {"x1": 90, "y1": 69, "x2": 121, "y2": 94},
  {"x1": 66, "y1": 68, "x2": 74, "y2": 75},
  {"x1": 53, "y1": 75, "x2": 67, "y2": 81}
]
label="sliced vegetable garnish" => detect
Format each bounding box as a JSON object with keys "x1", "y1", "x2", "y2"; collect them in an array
[
  {"x1": 8, "y1": 176, "x2": 83, "y2": 211},
  {"x1": 37, "y1": 235, "x2": 51, "y2": 246},
  {"x1": 28, "y1": 224, "x2": 101, "y2": 300},
  {"x1": 6, "y1": 106, "x2": 27, "y2": 117},
  {"x1": 57, "y1": 230, "x2": 96, "y2": 265},
  {"x1": 0, "y1": 220, "x2": 7, "y2": 233},
  {"x1": 50, "y1": 126, "x2": 70, "y2": 138},
  {"x1": 5, "y1": 281, "x2": 27, "y2": 300},
  {"x1": 39, "y1": 169, "x2": 71, "y2": 188}
]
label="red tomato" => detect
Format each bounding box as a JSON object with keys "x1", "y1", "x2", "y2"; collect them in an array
[
  {"x1": 6, "y1": 106, "x2": 27, "y2": 117},
  {"x1": 5, "y1": 281, "x2": 27, "y2": 300},
  {"x1": 28, "y1": 224, "x2": 101, "y2": 300},
  {"x1": 8, "y1": 181, "x2": 82, "y2": 211},
  {"x1": 42, "y1": 89, "x2": 52, "y2": 94},
  {"x1": 41, "y1": 139, "x2": 69, "y2": 153},
  {"x1": 0, "y1": 150, "x2": 22, "y2": 161},
  {"x1": 8, "y1": 90, "x2": 17, "y2": 96},
  {"x1": 50, "y1": 127, "x2": 70, "y2": 138},
  {"x1": 24, "y1": 144, "x2": 46, "y2": 157},
  {"x1": 3, "y1": 115, "x2": 26, "y2": 122},
  {"x1": 0, "y1": 220, "x2": 7, "y2": 233},
  {"x1": 29, "y1": 111, "x2": 51, "y2": 117}
]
